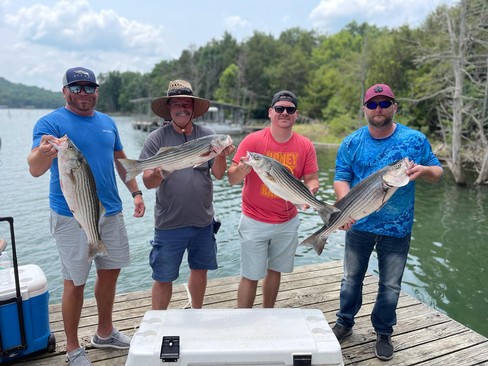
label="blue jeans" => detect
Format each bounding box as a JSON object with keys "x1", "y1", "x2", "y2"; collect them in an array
[{"x1": 336, "y1": 228, "x2": 411, "y2": 335}]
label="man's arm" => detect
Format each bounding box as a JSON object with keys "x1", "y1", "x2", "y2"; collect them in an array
[
  {"x1": 211, "y1": 145, "x2": 236, "y2": 180},
  {"x1": 114, "y1": 150, "x2": 145, "y2": 218},
  {"x1": 27, "y1": 135, "x2": 58, "y2": 177},
  {"x1": 227, "y1": 160, "x2": 252, "y2": 185}
]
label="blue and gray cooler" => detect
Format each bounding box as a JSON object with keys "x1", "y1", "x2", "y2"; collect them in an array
[{"x1": 0, "y1": 217, "x2": 55, "y2": 363}]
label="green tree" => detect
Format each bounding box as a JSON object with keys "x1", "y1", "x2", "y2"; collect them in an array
[{"x1": 214, "y1": 63, "x2": 240, "y2": 105}]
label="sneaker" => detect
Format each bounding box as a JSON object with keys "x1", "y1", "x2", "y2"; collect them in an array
[
  {"x1": 66, "y1": 347, "x2": 92, "y2": 366},
  {"x1": 375, "y1": 334, "x2": 394, "y2": 361},
  {"x1": 91, "y1": 328, "x2": 131, "y2": 350},
  {"x1": 332, "y1": 323, "x2": 353, "y2": 343}
]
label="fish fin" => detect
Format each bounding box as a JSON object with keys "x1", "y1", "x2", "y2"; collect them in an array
[
  {"x1": 87, "y1": 240, "x2": 109, "y2": 261},
  {"x1": 300, "y1": 227, "x2": 328, "y2": 256},
  {"x1": 264, "y1": 172, "x2": 277, "y2": 183},
  {"x1": 200, "y1": 151, "x2": 213, "y2": 157},
  {"x1": 318, "y1": 204, "x2": 341, "y2": 224},
  {"x1": 118, "y1": 158, "x2": 142, "y2": 183}
]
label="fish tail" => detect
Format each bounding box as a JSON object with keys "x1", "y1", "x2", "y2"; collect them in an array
[
  {"x1": 88, "y1": 240, "x2": 109, "y2": 261},
  {"x1": 118, "y1": 158, "x2": 142, "y2": 182},
  {"x1": 301, "y1": 232, "x2": 328, "y2": 256}
]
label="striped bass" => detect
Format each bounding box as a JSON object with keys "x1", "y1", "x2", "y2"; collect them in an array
[
  {"x1": 118, "y1": 134, "x2": 233, "y2": 182},
  {"x1": 301, "y1": 157, "x2": 413, "y2": 255},
  {"x1": 50, "y1": 135, "x2": 108, "y2": 260},
  {"x1": 242, "y1": 152, "x2": 340, "y2": 223}
]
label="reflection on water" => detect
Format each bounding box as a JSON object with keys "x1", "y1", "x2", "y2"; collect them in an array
[{"x1": 0, "y1": 110, "x2": 486, "y2": 337}]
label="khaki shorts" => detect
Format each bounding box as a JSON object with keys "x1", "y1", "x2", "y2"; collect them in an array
[
  {"x1": 238, "y1": 214, "x2": 300, "y2": 281},
  {"x1": 50, "y1": 210, "x2": 130, "y2": 286}
]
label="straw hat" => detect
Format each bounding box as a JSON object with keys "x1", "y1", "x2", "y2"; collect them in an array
[{"x1": 151, "y1": 80, "x2": 210, "y2": 120}]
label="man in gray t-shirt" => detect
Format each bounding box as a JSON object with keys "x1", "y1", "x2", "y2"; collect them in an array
[{"x1": 140, "y1": 79, "x2": 235, "y2": 310}]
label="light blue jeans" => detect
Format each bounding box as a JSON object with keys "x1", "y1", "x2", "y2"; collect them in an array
[{"x1": 336, "y1": 228, "x2": 411, "y2": 335}]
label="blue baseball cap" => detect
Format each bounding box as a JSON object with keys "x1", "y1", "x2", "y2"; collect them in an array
[{"x1": 63, "y1": 67, "x2": 98, "y2": 87}]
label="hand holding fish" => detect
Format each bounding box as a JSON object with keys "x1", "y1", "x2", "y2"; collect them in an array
[
  {"x1": 28, "y1": 135, "x2": 63, "y2": 177},
  {"x1": 339, "y1": 218, "x2": 356, "y2": 231},
  {"x1": 142, "y1": 167, "x2": 165, "y2": 189},
  {"x1": 239, "y1": 156, "x2": 253, "y2": 172},
  {"x1": 406, "y1": 163, "x2": 443, "y2": 183},
  {"x1": 39, "y1": 135, "x2": 60, "y2": 159},
  {"x1": 218, "y1": 144, "x2": 236, "y2": 157}
]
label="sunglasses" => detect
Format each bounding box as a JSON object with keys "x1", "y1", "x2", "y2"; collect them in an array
[
  {"x1": 365, "y1": 100, "x2": 393, "y2": 110},
  {"x1": 273, "y1": 106, "x2": 297, "y2": 114},
  {"x1": 67, "y1": 84, "x2": 97, "y2": 94}
]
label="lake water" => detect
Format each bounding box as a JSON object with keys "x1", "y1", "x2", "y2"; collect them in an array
[{"x1": 0, "y1": 109, "x2": 487, "y2": 338}]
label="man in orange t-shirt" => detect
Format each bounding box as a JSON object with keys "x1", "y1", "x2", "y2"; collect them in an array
[{"x1": 228, "y1": 90, "x2": 319, "y2": 308}]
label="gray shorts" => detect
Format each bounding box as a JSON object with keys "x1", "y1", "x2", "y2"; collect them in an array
[
  {"x1": 238, "y1": 214, "x2": 300, "y2": 281},
  {"x1": 49, "y1": 210, "x2": 130, "y2": 286}
]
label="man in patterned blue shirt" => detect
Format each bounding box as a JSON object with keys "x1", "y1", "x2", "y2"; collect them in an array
[{"x1": 331, "y1": 83, "x2": 443, "y2": 361}]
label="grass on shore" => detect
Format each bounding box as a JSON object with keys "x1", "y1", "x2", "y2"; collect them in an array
[{"x1": 293, "y1": 123, "x2": 343, "y2": 145}]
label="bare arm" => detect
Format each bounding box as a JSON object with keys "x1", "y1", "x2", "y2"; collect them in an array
[
  {"x1": 227, "y1": 159, "x2": 252, "y2": 185},
  {"x1": 303, "y1": 172, "x2": 319, "y2": 195},
  {"x1": 114, "y1": 150, "x2": 145, "y2": 218},
  {"x1": 407, "y1": 164, "x2": 443, "y2": 183},
  {"x1": 142, "y1": 168, "x2": 164, "y2": 189},
  {"x1": 211, "y1": 145, "x2": 236, "y2": 180},
  {"x1": 333, "y1": 180, "x2": 351, "y2": 201},
  {"x1": 27, "y1": 135, "x2": 58, "y2": 177}
]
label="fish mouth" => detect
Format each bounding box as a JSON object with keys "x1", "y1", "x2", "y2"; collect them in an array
[
  {"x1": 383, "y1": 157, "x2": 414, "y2": 187},
  {"x1": 241, "y1": 151, "x2": 252, "y2": 165}
]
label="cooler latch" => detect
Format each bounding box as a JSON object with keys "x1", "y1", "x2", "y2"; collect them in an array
[
  {"x1": 293, "y1": 353, "x2": 312, "y2": 366},
  {"x1": 160, "y1": 336, "x2": 180, "y2": 362}
]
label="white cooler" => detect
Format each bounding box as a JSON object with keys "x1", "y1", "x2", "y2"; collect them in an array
[{"x1": 126, "y1": 308, "x2": 343, "y2": 366}]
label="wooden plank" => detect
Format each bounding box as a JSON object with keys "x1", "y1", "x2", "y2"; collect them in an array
[{"x1": 13, "y1": 261, "x2": 488, "y2": 366}]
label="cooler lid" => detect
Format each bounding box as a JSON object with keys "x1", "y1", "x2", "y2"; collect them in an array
[{"x1": 0, "y1": 264, "x2": 47, "y2": 301}]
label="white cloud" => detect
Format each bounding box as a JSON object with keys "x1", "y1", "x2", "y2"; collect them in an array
[
  {"x1": 5, "y1": 0, "x2": 165, "y2": 55},
  {"x1": 1, "y1": 0, "x2": 170, "y2": 91},
  {"x1": 309, "y1": 0, "x2": 458, "y2": 34},
  {"x1": 0, "y1": 0, "x2": 460, "y2": 91},
  {"x1": 224, "y1": 15, "x2": 251, "y2": 33}
]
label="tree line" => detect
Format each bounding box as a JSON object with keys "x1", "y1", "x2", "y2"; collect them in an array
[
  {"x1": 1, "y1": 1, "x2": 485, "y2": 185},
  {"x1": 95, "y1": 0, "x2": 487, "y2": 185},
  {"x1": 0, "y1": 77, "x2": 64, "y2": 109}
]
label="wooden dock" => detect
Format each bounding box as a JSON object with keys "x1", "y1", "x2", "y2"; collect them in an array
[{"x1": 15, "y1": 261, "x2": 488, "y2": 365}]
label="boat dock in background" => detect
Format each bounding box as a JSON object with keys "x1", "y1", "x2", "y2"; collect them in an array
[
  {"x1": 129, "y1": 98, "x2": 248, "y2": 135},
  {"x1": 16, "y1": 261, "x2": 488, "y2": 365}
]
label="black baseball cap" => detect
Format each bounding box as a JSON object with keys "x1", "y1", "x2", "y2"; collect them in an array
[{"x1": 271, "y1": 90, "x2": 298, "y2": 107}]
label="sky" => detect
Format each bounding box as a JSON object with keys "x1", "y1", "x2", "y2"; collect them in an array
[{"x1": 0, "y1": 0, "x2": 458, "y2": 92}]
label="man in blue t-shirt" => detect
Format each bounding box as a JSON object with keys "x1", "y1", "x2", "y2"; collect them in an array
[
  {"x1": 28, "y1": 67, "x2": 146, "y2": 366},
  {"x1": 331, "y1": 83, "x2": 443, "y2": 361}
]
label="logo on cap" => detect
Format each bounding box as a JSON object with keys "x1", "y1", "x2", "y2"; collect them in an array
[
  {"x1": 374, "y1": 86, "x2": 383, "y2": 93},
  {"x1": 73, "y1": 69, "x2": 90, "y2": 78}
]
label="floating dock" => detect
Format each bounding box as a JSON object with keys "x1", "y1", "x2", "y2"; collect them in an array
[{"x1": 15, "y1": 261, "x2": 488, "y2": 365}]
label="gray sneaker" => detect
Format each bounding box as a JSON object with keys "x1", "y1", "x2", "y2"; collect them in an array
[
  {"x1": 66, "y1": 347, "x2": 92, "y2": 366},
  {"x1": 91, "y1": 328, "x2": 131, "y2": 350},
  {"x1": 332, "y1": 323, "x2": 353, "y2": 343}
]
